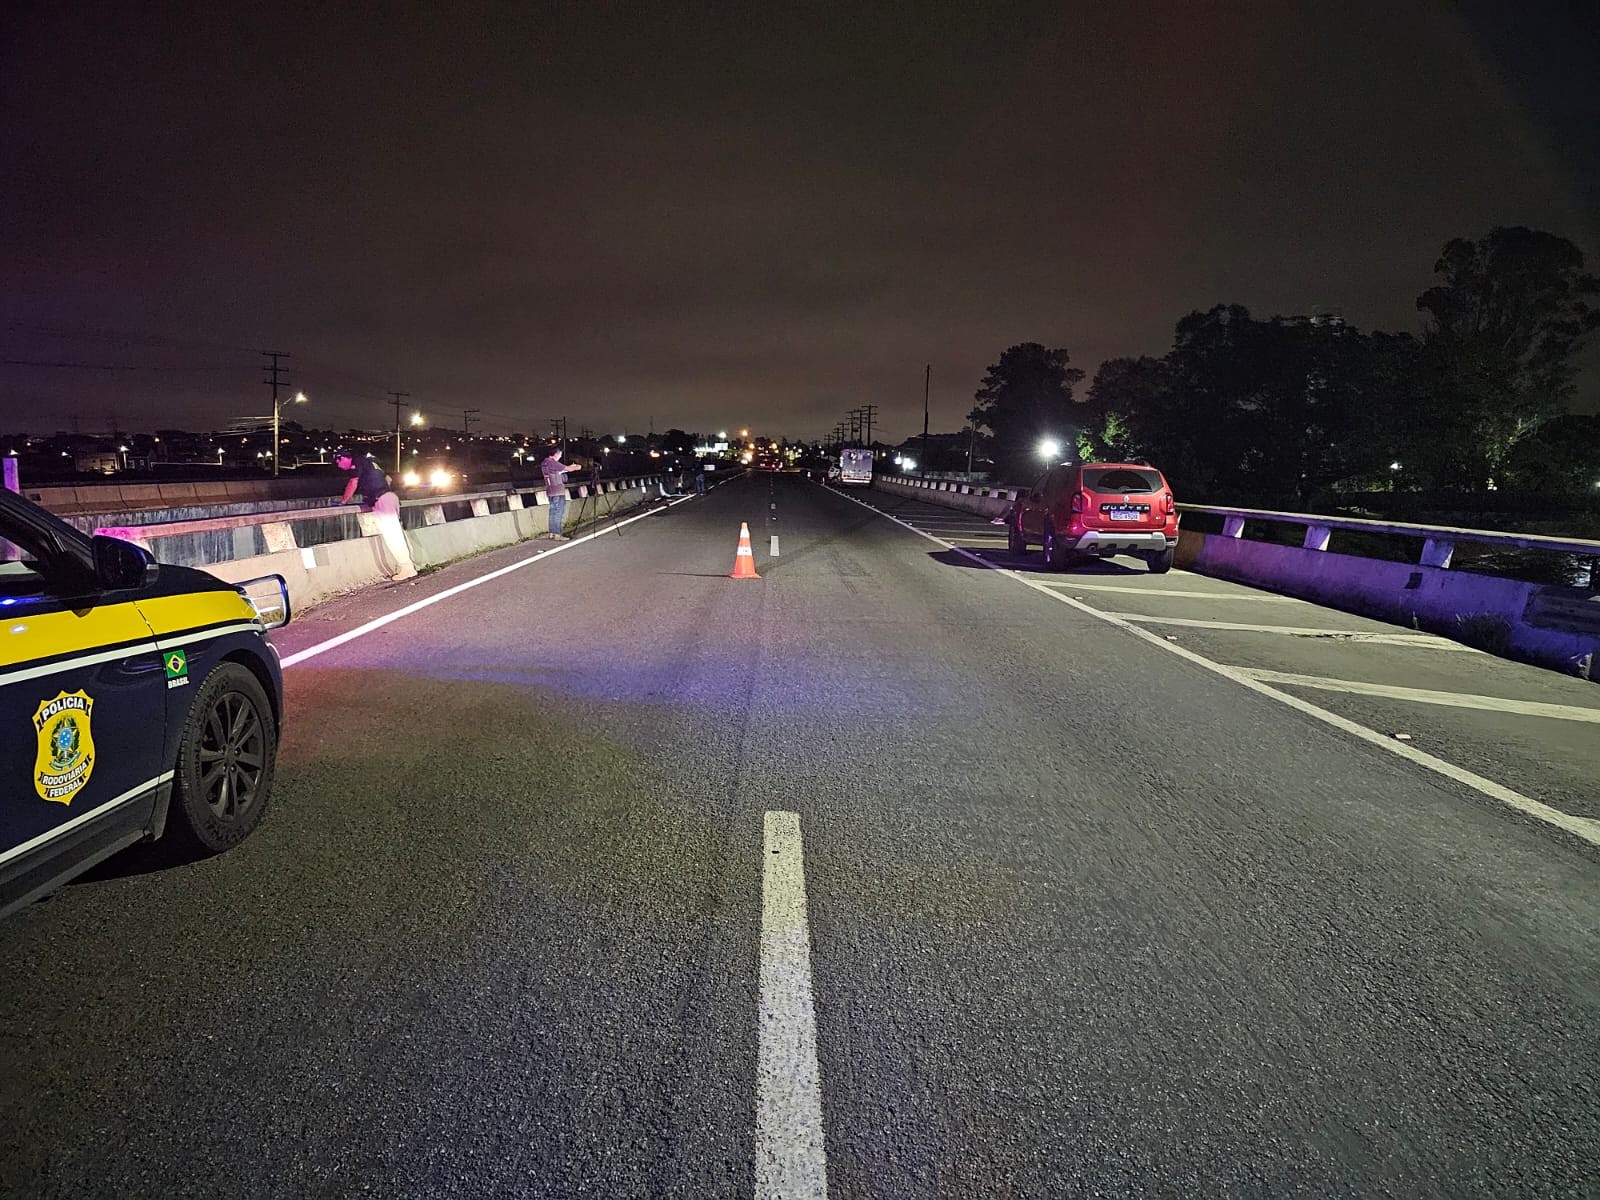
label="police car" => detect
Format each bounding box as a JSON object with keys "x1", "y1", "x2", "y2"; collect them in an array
[{"x1": 1, "y1": 487, "x2": 287, "y2": 918}]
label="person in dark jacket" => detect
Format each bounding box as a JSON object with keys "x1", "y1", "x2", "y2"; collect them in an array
[{"x1": 334, "y1": 449, "x2": 417, "y2": 580}]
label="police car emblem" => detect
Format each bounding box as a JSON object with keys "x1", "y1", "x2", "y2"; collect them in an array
[{"x1": 33, "y1": 690, "x2": 97, "y2": 805}]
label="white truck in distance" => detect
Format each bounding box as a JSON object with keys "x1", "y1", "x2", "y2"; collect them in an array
[{"x1": 837, "y1": 448, "x2": 873, "y2": 486}]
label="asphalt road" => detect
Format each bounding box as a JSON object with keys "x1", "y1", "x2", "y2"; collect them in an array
[{"x1": 2, "y1": 473, "x2": 1597, "y2": 1198}]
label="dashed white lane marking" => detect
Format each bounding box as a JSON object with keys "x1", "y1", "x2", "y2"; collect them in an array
[
  {"x1": 828, "y1": 486, "x2": 1600, "y2": 849},
  {"x1": 1239, "y1": 669, "x2": 1600, "y2": 724},
  {"x1": 770, "y1": 535, "x2": 781, "y2": 557},
  {"x1": 757, "y1": 811, "x2": 828, "y2": 1199},
  {"x1": 1039, "y1": 582, "x2": 1297, "y2": 602},
  {"x1": 278, "y1": 497, "x2": 691, "y2": 668},
  {"x1": 1103, "y1": 613, "x2": 1478, "y2": 650}
]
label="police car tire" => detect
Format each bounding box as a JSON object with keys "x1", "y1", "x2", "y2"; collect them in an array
[{"x1": 168, "y1": 663, "x2": 277, "y2": 855}]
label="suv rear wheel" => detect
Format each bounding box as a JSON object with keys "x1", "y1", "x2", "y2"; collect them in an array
[{"x1": 1147, "y1": 546, "x2": 1175, "y2": 574}]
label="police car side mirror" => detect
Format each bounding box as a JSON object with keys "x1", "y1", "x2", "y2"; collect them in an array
[{"x1": 92, "y1": 534, "x2": 158, "y2": 592}]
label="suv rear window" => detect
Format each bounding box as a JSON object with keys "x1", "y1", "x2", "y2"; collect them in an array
[{"x1": 1083, "y1": 468, "x2": 1162, "y2": 494}]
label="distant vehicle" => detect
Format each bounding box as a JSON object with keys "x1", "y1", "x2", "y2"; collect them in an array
[
  {"x1": 0, "y1": 488, "x2": 288, "y2": 918},
  {"x1": 837, "y1": 448, "x2": 873, "y2": 486},
  {"x1": 1007, "y1": 461, "x2": 1179, "y2": 573},
  {"x1": 755, "y1": 454, "x2": 782, "y2": 471},
  {"x1": 400, "y1": 459, "x2": 459, "y2": 490}
]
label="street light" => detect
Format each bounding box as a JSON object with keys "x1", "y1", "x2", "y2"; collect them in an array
[
  {"x1": 1038, "y1": 437, "x2": 1062, "y2": 461},
  {"x1": 273, "y1": 390, "x2": 308, "y2": 476}
]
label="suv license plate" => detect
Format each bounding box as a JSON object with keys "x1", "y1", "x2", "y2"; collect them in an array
[{"x1": 1108, "y1": 509, "x2": 1141, "y2": 521}]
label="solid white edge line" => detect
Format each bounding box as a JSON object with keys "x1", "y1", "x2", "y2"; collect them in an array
[
  {"x1": 830, "y1": 487, "x2": 1600, "y2": 848},
  {"x1": 0, "y1": 771, "x2": 175, "y2": 869},
  {"x1": 279, "y1": 497, "x2": 693, "y2": 668},
  {"x1": 757, "y1": 810, "x2": 828, "y2": 1199}
]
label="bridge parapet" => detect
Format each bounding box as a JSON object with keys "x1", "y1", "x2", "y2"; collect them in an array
[{"x1": 93, "y1": 476, "x2": 667, "y2": 612}]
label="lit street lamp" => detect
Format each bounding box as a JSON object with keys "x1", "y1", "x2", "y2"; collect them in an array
[
  {"x1": 273, "y1": 391, "x2": 308, "y2": 476},
  {"x1": 1038, "y1": 437, "x2": 1062, "y2": 461}
]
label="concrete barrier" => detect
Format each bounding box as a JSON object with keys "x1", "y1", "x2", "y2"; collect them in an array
[
  {"x1": 873, "y1": 475, "x2": 1012, "y2": 519},
  {"x1": 205, "y1": 536, "x2": 396, "y2": 612},
  {"x1": 197, "y1": 480, "x2": 664, "y2": 613},
  {"x1": 405, "y1": 507, "x2": 545, "y2": 569},
  {"x1": 1177, "y1": 531, "x2": 1598, "y2": 679}
]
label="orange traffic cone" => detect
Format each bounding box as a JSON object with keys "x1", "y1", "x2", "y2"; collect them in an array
[{"x1": 729, "y1": 522, "x2": 762, "y2": 579}]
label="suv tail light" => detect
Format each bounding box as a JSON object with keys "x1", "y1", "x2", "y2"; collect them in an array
[
  {"x1": 1070, "y1": 490, "x2": 1087, "y2": 514},
  {"x1": 1162, "y1": 492, "x2": 1175, "y2": 513}
]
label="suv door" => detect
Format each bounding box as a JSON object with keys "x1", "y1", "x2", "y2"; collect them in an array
[
  {"x1": 1041, "y1": 467, "x2": 1076, "y2": 530},
  {"x1": 0, "y1": 497, "x2": 167, "y2": 906},
  {"x1": 1018, "y1": 471, "x2": 1050, "y2": 539}
]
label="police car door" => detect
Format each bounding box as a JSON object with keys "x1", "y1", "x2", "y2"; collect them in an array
[{"x1": 0, "y1": 498, "x2": 167, "y2": 878}]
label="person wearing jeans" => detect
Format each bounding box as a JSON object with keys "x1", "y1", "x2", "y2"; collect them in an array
[{"x1": 540, "y1": 448, "x2": 581, "y2": 539}]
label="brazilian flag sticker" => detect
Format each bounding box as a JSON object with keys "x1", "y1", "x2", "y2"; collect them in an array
[{"x1": 165, "y1": 649, "x2": 189, "y2": 688}]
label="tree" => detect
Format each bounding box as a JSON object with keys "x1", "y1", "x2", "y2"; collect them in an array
[
  {"x1": 1080, "y1": 308, "x2": 1396, "y2": 504},
  {"x1": 968, "y1": 343, "x2": 1084, "y2": 481},
  {"x1": 1415, "y1": 226, "x2": 1600, "y2": 488},
  {"x1": 660, "y1": 428, "x2": 696, "y2": 455}
]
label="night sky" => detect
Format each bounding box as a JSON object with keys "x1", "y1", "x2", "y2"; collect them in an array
[{"x1": 4, "y1": 1, "x2": 1597, "y2": 439}]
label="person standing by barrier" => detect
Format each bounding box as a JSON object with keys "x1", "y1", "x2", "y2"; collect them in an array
[
  {"x1": 334, "y1": 448, "x2": 417, "y2": 581},
  {"x1": 541, "y1": 447, "x2": 582, "y2": 539}
]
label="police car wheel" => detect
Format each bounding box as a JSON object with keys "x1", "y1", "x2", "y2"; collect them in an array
[{"x1": 169, "y1": 663, "x2": 277, "y2": 855}]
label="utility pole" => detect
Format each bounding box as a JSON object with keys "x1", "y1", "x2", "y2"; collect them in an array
[
  {"x1": 460, "y1": 408, "x2": 480, "y2": 470},
  {"x1": 922, "y1": 364, "x2": 930, "y2": 478},
  {"x1": 860, "y1": 403, "x2": 878, "y2": 449},
  {"x1": 388, "y1": 390, "x2": 412, "y2": 474},
  {"x1": 263, "y1": 351, "x2": 289, "y2": 476}
]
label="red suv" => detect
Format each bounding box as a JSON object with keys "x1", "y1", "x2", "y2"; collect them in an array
[{"x1": 1007, "y1": 461, "x2": 1178, "y2": 572}]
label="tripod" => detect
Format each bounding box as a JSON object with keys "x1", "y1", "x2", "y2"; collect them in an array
[{"x1": 572, "y1": 462, "x2": 624, "y2": 539}]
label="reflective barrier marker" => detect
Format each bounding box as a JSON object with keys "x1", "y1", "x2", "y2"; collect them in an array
[{"x1": 756, "y1": 811, "x2": 828, "y2": 1199}]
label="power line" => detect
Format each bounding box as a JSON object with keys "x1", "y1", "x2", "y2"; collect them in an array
[
  {"x1": 0, "y1": 358, "x2": 250, "y2": 372},
  {"x1": 3, "y1": 321, "x2": 262, "y2": 355}
]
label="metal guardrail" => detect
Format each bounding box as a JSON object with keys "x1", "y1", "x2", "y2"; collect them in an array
[{"x1": 1178, "y1": 503, "x2": 1600, "y2": 571}]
